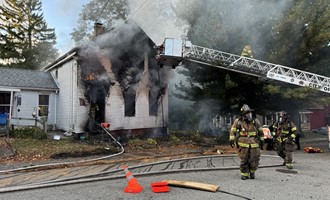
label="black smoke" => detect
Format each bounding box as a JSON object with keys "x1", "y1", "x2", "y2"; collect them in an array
[{"x1": 77, "y1": 21, "x2": 171, "y2": 133}]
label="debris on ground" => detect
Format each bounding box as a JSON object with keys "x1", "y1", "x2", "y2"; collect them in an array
[
  {"x1": 164, "y1": 179, "x2": 219, "y2": 192},
  {"x1": 275, "y1": 169, "x2": 298, "y2": 174},
  {"x1": 303, "y1": 147, "x2": 324, "y2": 153}
]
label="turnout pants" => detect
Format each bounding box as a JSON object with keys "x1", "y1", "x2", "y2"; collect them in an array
[
  {"x1": 238, "y1": 146, "x2": 260, "y2": 177},
  {"x1": 275, "y1": 140, "x2": 295, "y2": 165}
]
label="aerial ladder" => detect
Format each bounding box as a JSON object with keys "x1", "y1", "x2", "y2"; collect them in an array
[{"x1": 156, "y1": 38, "x2": 330, "y2": 94}]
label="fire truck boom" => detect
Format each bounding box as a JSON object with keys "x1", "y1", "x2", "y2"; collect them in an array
[{"x1": 157, "y1": 38, "x2": 330, "y2": 94}]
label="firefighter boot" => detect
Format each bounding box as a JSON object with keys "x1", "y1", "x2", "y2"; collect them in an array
[
  {"x1": 250, "y1": 173, "x2": 255, "y2": 179},
  {"x1": 241, "y1": 176, "x2": 248, "y2": 180},
  {"x1": 286, "y1": 163, "x2": 293, "y2": 169}
]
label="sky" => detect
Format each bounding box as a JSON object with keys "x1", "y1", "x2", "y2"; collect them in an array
[
  {"x1": 41, "y1": 0, "x2": 89, "y2": 55},
  {"x1": 0, "y1": 0, "x2": 188, "y2": 56},
  {"x1": 0, "y1": 0, "x2": 89, "y2": 55}
]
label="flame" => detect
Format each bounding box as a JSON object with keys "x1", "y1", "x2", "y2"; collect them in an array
[{"x1": 85, "y1": 73, "x2": 98, "y2": 81}]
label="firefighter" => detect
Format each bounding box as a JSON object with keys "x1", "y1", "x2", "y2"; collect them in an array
[
  {"x1": 262, "y1": 125, "x2": 274, "y2": 150},
  {"x1": 240, "y1": 44, "x2": 254, "y2": 58},
  {"x1": 271, "y1": 111, "x2": 297, "y2": 169},
  {"x1": 229, "y1": 104, "x2": 264, "y2": 180}
]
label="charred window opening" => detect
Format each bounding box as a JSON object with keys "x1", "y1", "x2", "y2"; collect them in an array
[
  {"x1": 148, "y1": 57, "x2": 168, "y2": 117},
  {"x1": 78, "y1": 55, "x2": 111, "y2": 133},
  {"x1": 124, "y1": 90, "x2": 136, "y2": 117},
  {"x1": 149, "y1": 90, "x2": 158, "y2": 116}
]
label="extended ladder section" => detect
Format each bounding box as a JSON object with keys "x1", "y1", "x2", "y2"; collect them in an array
[{"x1": 158, "y1": 38, "x2": 330, "y2": 94}]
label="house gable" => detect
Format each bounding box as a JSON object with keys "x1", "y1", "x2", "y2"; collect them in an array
[{"x1": 44, "y1": 22, "x2": 170, "y2": 137}]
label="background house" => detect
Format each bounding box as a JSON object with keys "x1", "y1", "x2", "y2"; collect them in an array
[
  {"x1": 300, "y1": 105, "x2": 330, "y2": 130},
  {"x1": 0, "y1": 68, "x2": 59, "y2": 129}
]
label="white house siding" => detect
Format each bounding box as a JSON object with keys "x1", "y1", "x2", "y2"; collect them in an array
[
  {"x1": 105, "y1": 82, "x2": 125, "y2": 129},
  {"x1": 10, "y1": 91, "x2": 56, "y2": 128},
  {"x1": 51, "y1": 60, "x2": 76, "y2": 132},
  {"x1": 50, "y1": 60, "x2": 89, "y2": 133},
  {"x1": 74, "y1": 71, "x2": 89, "y2": 133},
  {"x1": 47, "y1": 92, "x2": 57, "y2": 127},
  {"x1": 105, "y1": 73, "x2": 168, "y2": 131},
  {"x1": 45, "y1": 49, "x2": 169, "y2": 135},
  {"x1": 11, "y1": 91, "x2": 37, "y2": 126}
]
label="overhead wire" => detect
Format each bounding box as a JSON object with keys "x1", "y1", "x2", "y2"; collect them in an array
[{"x1": 95, "y1": 0, "x2": 110, "y2": 23}]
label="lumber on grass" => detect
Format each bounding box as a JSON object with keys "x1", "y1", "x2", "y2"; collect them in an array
[{"x1": 163, "y1": 180, "x2": 219, "y2": 192}]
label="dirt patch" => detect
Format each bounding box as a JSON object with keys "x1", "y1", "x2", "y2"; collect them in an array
[
  {"x1": 0, "y1": 138, "x2": 15, "y2": 158},
  {"x1": 0, "y1": 135, "x2": 235, "y2": 164},
  {"x1": 2, "y1": 133, "x2": 325, "y2": 165}
]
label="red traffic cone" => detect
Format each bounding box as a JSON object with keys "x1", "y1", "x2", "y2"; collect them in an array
[{"x1": 122, "y1": 165, "x2": 143, "y2": 193}]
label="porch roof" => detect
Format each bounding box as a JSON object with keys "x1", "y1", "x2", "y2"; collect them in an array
[{"x1": 0, "y1": 68, "x2": 59, "y2": 91}]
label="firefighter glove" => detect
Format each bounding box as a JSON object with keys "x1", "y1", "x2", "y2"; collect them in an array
[
  {"x1": 288, "y1": 134, "x2": 296, "y2": 143},
  {"x1": 271, "y1": 132, "x2": 276, "y2": 137},
  {"x1": 229, "y1": 135, "x2": 236, "y2": 148}
]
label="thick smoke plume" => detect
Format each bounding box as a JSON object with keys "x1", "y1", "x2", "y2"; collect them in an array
[
  {"x1": 77, "y1": 20, "x2": 174, "y2": 131},
  {"x1": 126, "y1": 0, "x2": 295, "y2": 134}
]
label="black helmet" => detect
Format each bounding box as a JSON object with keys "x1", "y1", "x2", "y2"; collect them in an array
[
  {"x1": 240, "y1": 104, "x2": 253, "y2": 114},
  {"x1": 240, "y1": 104, "x2": 254, "y2": 121},
  {"x1": 277, "y1": 111, "x2": 289, "y2": 123}
]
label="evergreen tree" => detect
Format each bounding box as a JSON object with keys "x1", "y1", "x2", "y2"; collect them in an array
[
  {"x1": 172, "y1": 0, "x2": 330, "y2": 115},
  {"x1": 0, "y1": 0, "x2": 58, "y2": 69},
  {"x1": 268, "y1": 0, "x2": 330, "y2": 75}
]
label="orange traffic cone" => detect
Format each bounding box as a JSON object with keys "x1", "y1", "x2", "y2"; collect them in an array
[{"x1": 122, "y1": 165, "x2": 143, "y2": 193}]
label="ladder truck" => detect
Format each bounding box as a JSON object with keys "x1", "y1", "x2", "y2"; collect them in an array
[{"x1": 156, "y1": 38, "x2": 330, "y2": 94}]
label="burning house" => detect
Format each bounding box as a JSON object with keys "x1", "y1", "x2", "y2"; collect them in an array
[{"x1": 43, "y1": 22, "x2": 171, "y2": 138}]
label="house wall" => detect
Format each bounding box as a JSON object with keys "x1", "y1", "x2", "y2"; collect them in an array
[
  {"x1": 50, "y1": 59, "x2": 89, "y2": 133},
  {"x1": 309, "y1": 111, "x2": 324, "y2": 129},
  {"x1": 105, "y1": 71, "x2": 169, "y2": 134},
  {"x1": 75, "y1": 80, "x2": 90, "y2": 133},
  {"x1": 47, "y1": 50, "x2": 169, "y2": 136},
  {"x1": 105, "y1": 85, "x2": 168, "y2": 131},
  {"x1": 10, "y1": 90, "x2": 56, "y2": 128},
  {"x1": 308, "y1": 105, "x2": 330, "y2": 129}
]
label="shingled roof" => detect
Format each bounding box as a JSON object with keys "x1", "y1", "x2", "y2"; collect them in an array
[{"x1": 0, "y1": 68, "x2": 59, "y2": 91}]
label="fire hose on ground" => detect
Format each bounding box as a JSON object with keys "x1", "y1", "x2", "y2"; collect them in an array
[
  {"x1": 0, "y1": 154, "x2": 283, "y2": 200},
  {"x1": 0, "y1": 123, "x2": 125, "y2": 174}
]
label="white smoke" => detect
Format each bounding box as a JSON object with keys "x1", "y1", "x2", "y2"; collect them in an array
[{"x1": 127, "y1": 0, "x2": 190, "y2": 45}]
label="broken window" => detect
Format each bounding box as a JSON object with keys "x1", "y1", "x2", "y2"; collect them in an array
[
  {"x1": 38, "y1": 94, "x2": 49, "y2": 117},
  {"x1": 0, "y1": 92, "x2": 10, "y2": 114},
  {"x1": 124, "y1": 92, "x2": 136, "y2": 117},
  {"x1": 149, "y1": 90, "x2": 158, "y2": 116}
]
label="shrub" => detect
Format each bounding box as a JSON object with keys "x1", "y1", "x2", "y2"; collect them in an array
[{"x1": 11, "y1": 126, "x2": 48, "y2": 140}]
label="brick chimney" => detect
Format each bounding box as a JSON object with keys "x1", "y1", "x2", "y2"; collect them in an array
[{"x1": 94, "y1": 22, "x2": 105, "y2": 37}]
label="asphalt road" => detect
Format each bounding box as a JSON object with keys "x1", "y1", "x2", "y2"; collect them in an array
[{"x1": 0, "y1": 135, "x2": 329, "y2": 200}]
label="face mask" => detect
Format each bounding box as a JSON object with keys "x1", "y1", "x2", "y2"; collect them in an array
[
  {"x1": 278, "y1": 116, "x2": 284, "y2": 123},
  {"x1": 245, "y1": 112, "x2": 253, "y2": 121}
]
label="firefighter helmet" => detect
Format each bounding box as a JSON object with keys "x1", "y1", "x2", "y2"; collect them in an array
[
  {"x1": 240, "y1": 104, "x2": 253, "y2": 114},
  {"x1": 277, "y1": 111, "x2": 289, "y2": 123},
  {"x1": 240, "y1": 104, "x2": 254, "y2": 121}
]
